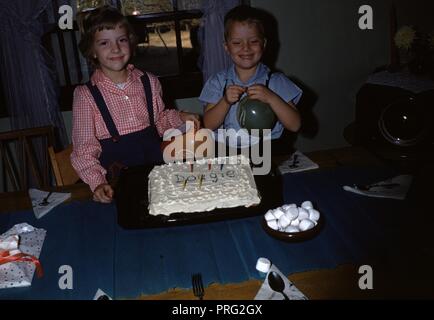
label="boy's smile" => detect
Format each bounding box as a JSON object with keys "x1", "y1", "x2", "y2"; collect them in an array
[
  {"x1": 93, "y1": 24, "x2": 131, "y2": 82},
  {"x1": 224, "y1": 21, "x2": 265, "y2": 81}
]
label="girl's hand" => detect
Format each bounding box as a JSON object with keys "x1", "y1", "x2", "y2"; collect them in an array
[
  {"x1": 246, "y1": 84, "x2": 276, "y2": 104},
  {"x1": 93, "y1": 183, "x2": 114, "y2": 203},
  {"x1": 224, "y1": 85, "x2": 246, "y2": 105},
  {"x1": 180, "y1": 111, "x2": 201, "y2": 130}
]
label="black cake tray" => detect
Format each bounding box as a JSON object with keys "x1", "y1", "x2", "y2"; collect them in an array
[{"x1": 115, "y1": 164, "x2": 283, "y2": 229}]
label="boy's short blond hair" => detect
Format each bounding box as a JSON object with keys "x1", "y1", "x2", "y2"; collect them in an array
[
  {"x1": 77, "y1": 5, "x2": 137, "y2": 68},
  {"x1": 224, "y1": 5, "x2": 265, "y2": 41}
]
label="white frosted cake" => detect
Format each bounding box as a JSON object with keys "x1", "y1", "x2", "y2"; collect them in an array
[{"x1": 148, "y1": 155, "x2": 261, "y2": 216}]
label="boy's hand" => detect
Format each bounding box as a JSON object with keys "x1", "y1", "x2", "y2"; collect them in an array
[
  {"x1": 246, "y1": 84, "x2": 276, "y2": 104},
  {"x1": 180, "y1": 111, "x2": 201, "y2": 130},
  {"x1": 93, "y1": 183, "x2": 114, "y2": 203},
  {"x1": 224, "y1": 85, "x2": 246, "y2": 105}
]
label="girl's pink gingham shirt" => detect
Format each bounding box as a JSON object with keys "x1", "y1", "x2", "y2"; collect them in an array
[{"x1": 71, "y1": 65, "x2": 183, "y2": 191}]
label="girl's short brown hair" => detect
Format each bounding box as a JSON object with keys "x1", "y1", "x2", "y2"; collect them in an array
[{"x1": 77, "y1": 5, "x2": 137, "y2": 68}]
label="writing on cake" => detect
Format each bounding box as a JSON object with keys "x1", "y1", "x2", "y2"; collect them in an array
[{"x1": 148, "y1": 155, "x2": 261, "y2": 216}]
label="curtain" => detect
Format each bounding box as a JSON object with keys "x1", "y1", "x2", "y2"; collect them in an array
[
  {"x1": 0, "y1": 0, "x2": 68, "y2": 147},
  {"x1": 198, "y1": 0, "x2": 241, "y2": 83}
]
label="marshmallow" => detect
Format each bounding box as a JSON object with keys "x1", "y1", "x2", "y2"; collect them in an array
[
  {"x1": 301, "y1": 201, "x2": 313, "y2": 210},
  {"x1": 284, "y1": 206, "x2": 299, "y2": 220},
  {"x1": 267, "y1": 219, "x2": 279, "y2": 230},
  {"x1": 264, "y1": 210, "x2": 276, "y2": 221},
  {"x1": 256, "y1": 257, "x2": 271, "y2": 273},
  {"x1": 290, "y1": 218, "x2": 300, "y2": 227},
  {"x1": 273, "y1": 208, "x2": 285, "y2": 220},
  {"x1": 298, "y1": 207, "x2": 309, "y2": 220},
  {"x1": 278, "y1": 214, "x2": 292, "y2": 229},
  {"x1": 284, "y1": 226, "x2": 300, "y2": 233},
  {"x1": 308, "y1": 209, "x2": 320, "y2": 222},
  {"x1": 299, "y1": 219, "x2": 315, "y2": 231},
  {"x1": 282, "y1": 203, "x2": 297, "y2": 210}
]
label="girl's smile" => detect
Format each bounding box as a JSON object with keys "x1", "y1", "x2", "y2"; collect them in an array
[{"x1": 93, "y1": 23, "x2": 131, "y2": 82}]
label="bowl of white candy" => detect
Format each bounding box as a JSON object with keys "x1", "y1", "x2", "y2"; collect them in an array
[{"x1": 261, "y1": 201, "x2": 324, "y2": 242}]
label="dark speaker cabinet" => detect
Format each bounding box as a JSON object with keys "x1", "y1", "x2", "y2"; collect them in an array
[{"x1": 355, "y1": 83, "x2": 434, "y2": 164}]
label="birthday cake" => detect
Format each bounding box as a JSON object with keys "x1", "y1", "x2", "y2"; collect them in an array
[{"x1": 148, "y1": 155, "x2": 261, "y2": 216}]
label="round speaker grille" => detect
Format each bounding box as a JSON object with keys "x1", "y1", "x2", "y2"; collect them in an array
[{"x1": 378, "y1": 96, "x2": 429, "y2": 147}]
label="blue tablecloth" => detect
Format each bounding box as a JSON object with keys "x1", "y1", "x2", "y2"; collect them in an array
[{"x1": 0, "y1": 166, "x2": 409, "y2": 299}]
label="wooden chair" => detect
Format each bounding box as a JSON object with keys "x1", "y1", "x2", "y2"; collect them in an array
[
  {"x1": 48, "y1": 144, "x2": 80, "y2": 186},
  {"x1": 0, "y1": 126, "x2": 55, "y2": 192}
]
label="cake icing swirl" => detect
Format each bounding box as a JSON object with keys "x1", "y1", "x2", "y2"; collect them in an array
[{"x1": 148, "y1": 155, "x2": 261, "y2": 216}]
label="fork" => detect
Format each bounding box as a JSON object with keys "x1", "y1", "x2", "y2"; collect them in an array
[
  {"x1": 192, "y1": 273, "x2": 204, "y2": 300},
  {"x1": 353, "y1": 183, "x2": 400, "y2": 191}
]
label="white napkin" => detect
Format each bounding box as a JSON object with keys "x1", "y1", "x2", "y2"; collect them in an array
[
  {"x1": 29, "y1": 188, "x2": 71, "y2": 219},
  {"x1": 343, "y1": 174, "x2": 413, "y2": 200},
  {"x1": 0, "y1": 223, "x2": 46, "y2": 289},
  {"x1": 277, "y1": 151, "x2": 319, "y2": 175},
  {"x1": 93, "y1": 288, "x2": 113, "y2": 300},
  {"x1": 254, "y1": 264, "x2": 308, "y2": 300}
]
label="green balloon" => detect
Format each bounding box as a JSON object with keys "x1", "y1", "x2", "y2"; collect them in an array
[{"x1": 237, "y1": 96, "x2": 277, "y2": 131}]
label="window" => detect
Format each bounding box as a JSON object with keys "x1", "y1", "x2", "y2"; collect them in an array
[
  {"x1": 77, "y1": 0, "x2": 203, "y2": 76},
  {"x1": 69, "y1": 0, "x2": 205, "y2": 108}
]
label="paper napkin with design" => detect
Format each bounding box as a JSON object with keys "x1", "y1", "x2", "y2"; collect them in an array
[
  {"x1": 254, "y1": 264, "x2": 308, "y2": 300},
  {"x1": 277, "y1": 150, "x2": 319, "y2": 175},
  {"x1": 29, "y1": 188, "x2": 71, "y2": 219},
  {"x1": 343, "y1": 174, "x2": 413, "y2": 200},
  {"x1": 0, "y1": 223, "x2": 46, "y2": 289}
]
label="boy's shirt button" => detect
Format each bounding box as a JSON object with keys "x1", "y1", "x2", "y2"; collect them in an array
[{"x1": 125, "y1": 96, "x2": 129, "y2": 100}]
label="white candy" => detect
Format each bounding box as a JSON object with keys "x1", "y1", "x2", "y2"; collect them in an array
[
  {"x1": 301, "y1": 201, "x2": 313, "y2": 210},
  {"x1": 264, "y1": 210, "x2": 276, "y2": 221},
  {"x1": 308, "y1": 209, "x2": 320, "y2": 222},
  {"x1": 277, "y1": 220, "x2": 287, "y2": 231},
  {"x1": 290, "y1": 218, "x2": 300, "y2": 227},
  {"x1": 298, "y1": 207, "x2": 309, "y2": 220},
  {"x1": 273, "y1": 208, "x2": 285, "y2": 220},
  {"x1": 284, "y1": 206, "x2": 299, "y2": 220},
  {"x1": 267, "y1": 219, "x2": 279, "y2": 230},
  {"x1": 278, "y1": 213, "x2": 292, "y2": 229},
  {"x1": 281, "y1": 203, "x2": 297, "y2": 210},
  {"x1": 299, "y1": 219, "x2": 315, "y2": 231},
  {"x1": 256, "y1": 257, "x2": 271, "y2": 273},
  {"x1": 284, "y1": 226, "x2": 300, "y2": 233}
]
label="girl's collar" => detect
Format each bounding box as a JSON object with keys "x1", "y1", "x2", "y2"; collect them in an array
[{"x1": 90, "y1": 64, "x2": 139, "y2": 86}]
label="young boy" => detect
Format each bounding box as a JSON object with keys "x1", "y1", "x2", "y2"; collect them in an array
[{"x1": 199, "y1": 5, "x2": 302, "y2": 153}]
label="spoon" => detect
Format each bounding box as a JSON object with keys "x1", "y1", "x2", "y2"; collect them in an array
[
  {"x1": 267, "y1": 271, "x2": 289, "y2": 300},
  {"x1": 289, "y1": 154, "x2": 299, "y2": 168},
  {"x1": 39, "y1": 191, "x2": 53, "y2": 206}
]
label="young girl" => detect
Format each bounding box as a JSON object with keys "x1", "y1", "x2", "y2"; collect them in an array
[{"x1": 71, "y1": 5, "x2": 199, "y2": 203}]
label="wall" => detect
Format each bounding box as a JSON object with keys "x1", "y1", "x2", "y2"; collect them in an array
[
  {"x1": 1, "y1": 0, "x2": 433, "y2": 155},
  {"x1": 251, "y1": 0, "x2": 393, "y2": 152}
]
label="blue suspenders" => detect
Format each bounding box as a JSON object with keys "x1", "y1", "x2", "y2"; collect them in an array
[
  {"x1": 86, "y1": 73, "x2": 155, "y2": 142},
  {"x1": 85, "y1": 72, "x2": 164, "y2": 173}
]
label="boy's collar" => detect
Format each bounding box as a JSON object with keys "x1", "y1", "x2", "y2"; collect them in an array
[{"x1": 227, "y1": 62, "x2": 270, "y2": 85}]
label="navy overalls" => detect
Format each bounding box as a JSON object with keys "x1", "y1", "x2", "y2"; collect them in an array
[{"x1": 86, "y1": 73, "x2": 164, "y2": 179}]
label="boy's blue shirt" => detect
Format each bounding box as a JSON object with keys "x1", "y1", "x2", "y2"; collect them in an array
[{"x1": 199, "y1": 62, "x2": 302, "y2": 147}]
